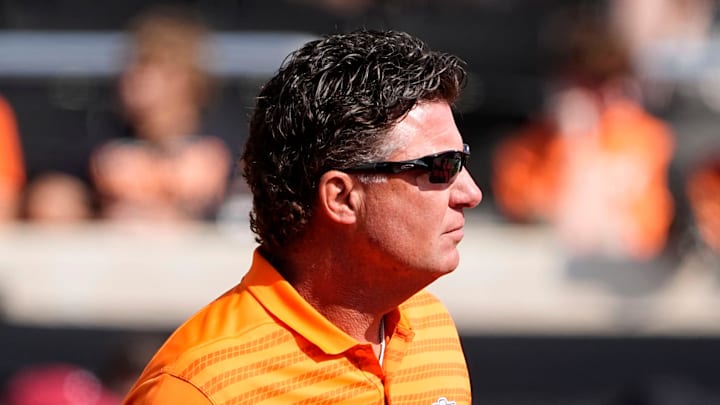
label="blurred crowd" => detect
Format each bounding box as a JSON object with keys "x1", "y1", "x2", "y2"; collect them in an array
[
  {"x1": 0, "y1": 0, "x2": 719, "y2": 403},
  {"x1": 1, "y1": 2, "x2": 714, "y2": 260},
  {"x1": 492, "y1": 0, "x2": 720, "y2": 269},
  {"x1": 0, "y1": 6, "x2": 233, "y2": 403},
  {"x1": 0, "y1": 5, "x2": 234, "y2": 228}
]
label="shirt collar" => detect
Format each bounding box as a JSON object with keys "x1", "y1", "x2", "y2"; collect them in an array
[{"x1": 244, "y1": 249, "x2": 359, "y2": 355}]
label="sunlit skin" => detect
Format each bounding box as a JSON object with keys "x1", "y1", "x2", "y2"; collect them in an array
[
  {"x1": 282, "y1": 100, "x2": 482, "y2": 355},
  {"x1": 354, "y1": 101, "x2": 482, "y2": 286}
]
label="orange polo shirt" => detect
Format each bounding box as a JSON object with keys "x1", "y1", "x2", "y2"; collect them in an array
[{"x1": 123, "y1": 250, "x2": 471, "y2": 405}]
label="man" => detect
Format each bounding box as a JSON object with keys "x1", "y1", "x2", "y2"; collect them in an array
[{"x1": 123, "y1": 29, "x2": 482, "y2": 404}]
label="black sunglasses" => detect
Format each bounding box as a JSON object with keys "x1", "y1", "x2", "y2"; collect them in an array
[{"x1": 342, "y1": 144, "x2": 470, "y2": 184}]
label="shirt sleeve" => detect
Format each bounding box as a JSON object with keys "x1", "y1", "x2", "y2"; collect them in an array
[{"x1": 123, "y1": 373, "x2": 212, "y2": 405}]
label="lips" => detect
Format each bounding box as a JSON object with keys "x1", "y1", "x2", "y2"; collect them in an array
[{"x1": 445, "y1": 222, "x2": 465, "y2": 239}]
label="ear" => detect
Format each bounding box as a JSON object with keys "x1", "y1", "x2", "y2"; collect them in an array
[{"x1": 317, "y1": 170, "x2": 361, "y2": 225}]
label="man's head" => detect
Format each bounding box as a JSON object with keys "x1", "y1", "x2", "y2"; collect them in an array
[{"x1": 242, "y1": 29, "x2": 468, "y2": 255}]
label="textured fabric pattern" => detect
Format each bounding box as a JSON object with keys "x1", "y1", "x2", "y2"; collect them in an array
[{"x1": 123, "y1": 250, "x2": 471, "y2": 405}]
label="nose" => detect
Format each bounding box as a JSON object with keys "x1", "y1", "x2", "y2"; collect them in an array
[{"x1": 450, "y1": 168, "x2": 483, "y2": 209}]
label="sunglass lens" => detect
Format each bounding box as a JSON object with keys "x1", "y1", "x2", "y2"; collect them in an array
[{"x1": 428, "y1": 153, "x2": 463, "y2": 183}]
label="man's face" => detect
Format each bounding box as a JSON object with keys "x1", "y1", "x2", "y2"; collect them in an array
[{"x1": 355, "y1": 101, "x2": 482, "y2": 285}]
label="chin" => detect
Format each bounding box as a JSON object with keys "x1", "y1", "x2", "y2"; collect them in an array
[
  {"x1": 431, "y1": 253, "x2": 460, "y2": 277},
  {"x1": 437, "y1": 265, "x2": 458, "y2": 277},
  {"x1": 446, "y1": 247, "x2": 461, "y2": 268}
]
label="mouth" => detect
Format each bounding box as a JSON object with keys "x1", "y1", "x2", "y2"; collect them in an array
[{"x1": 444, "y1": 223, "x2": 465, "y2": 241}]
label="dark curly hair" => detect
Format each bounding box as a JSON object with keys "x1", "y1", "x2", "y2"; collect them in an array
[{"x1": 241, "y1": 29, "x2": 466, "y2": 254}]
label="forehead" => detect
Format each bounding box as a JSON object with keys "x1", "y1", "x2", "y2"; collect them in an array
[{"x1": 385, "y1": 101, "x2": 463, "y2": 160}]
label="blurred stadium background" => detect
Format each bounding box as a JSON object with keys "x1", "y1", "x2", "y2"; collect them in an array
[{"x1": 1, "y1": 0, "x2": 720, "y2": 404}]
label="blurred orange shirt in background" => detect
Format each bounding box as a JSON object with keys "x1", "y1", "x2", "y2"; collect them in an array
[
  {"x1": 0, "y1": 96, "x2": 24, "y2": 191},
  {"x1": 686, "y1": 158, "x2": 720, "y2": 253},
  {"x1": 493, "y1": 95, "x2": 675, "y2": 260},
  {"x1": 0, "y1": 96, "x2": 25, "y2": 219}
]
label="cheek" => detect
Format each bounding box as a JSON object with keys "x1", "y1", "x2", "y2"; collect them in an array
[
  {"x1": 365, "y1": 188, "x2": 444, "y2": 247},
  {"x1": 364, "y1": 197, "x2": 407, "y2": 242},
  {"x1": 361, "y1": 187, "x2": 406, "y2": 245}
]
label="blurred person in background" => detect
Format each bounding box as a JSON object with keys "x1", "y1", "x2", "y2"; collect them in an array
[
  {"x1": 21, "y1": 171, "x2": 94, "y2": 223},
  {"x1": 492, "y1": 17, "x2": 676, "y2": 263},
  {"x1": 612, "y1": 0, "x2": 720, "y2": 267},
  {"x1": 0, "y1": 95, "x2": 25, "y2": 223},
  {"x1": 685, "y1": 152, "x2": 720, "y2": 257},
  {"x1": 91, "y1": 5, "x2": 231, "y2": 224},
  {"x1": 609, "y1": 0, "x2": 715, "y2": 110},
  {"x1": 123, "y1": 29, "x2": 481, "y2": 404}
]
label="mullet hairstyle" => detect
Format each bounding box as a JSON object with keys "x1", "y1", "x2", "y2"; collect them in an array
[{"x1": 242, "y1": 29, "x2": 466, "y2": 253}]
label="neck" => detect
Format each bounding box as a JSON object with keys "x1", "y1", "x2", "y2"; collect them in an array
[{"x1": 275, "y1": 239, "x2": 402, "y2": 345}]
